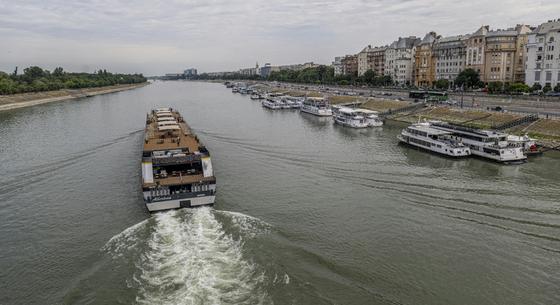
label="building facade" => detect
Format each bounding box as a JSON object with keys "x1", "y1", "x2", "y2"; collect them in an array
[
  {"x1": 341, "y1": 54, "x2": 358, "y2": 76},
  {"x1": 357, "y1": 46, "x2": 386, "y2": 76},
  {"x1": 465, "y1": 26, "x2": 489, "y2": 82},
  {"x1": 525, "y1": 20, "x2": 560, "y2": 88},
  {"x1": 333, "y1": 57, "x2": 343, "y2": 76},
  {"x1": 433, "y1": 35, "x2": 468, "y2": 87},
  {"x1": 414, "y1": 32, "x2": 438, "y2": 87},
  {"x1": 484, "y1": 25, "x2": 531, "y2": 84},
  {"x1": 385, "y1": 36, "x2": 420, "y2": 85}
]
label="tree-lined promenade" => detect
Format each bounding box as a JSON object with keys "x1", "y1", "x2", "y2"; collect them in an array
[
  {"x1": 194, "y1": 66, "x2": 560, "y2": 95},
  {"x1": 0, "y1": 66, "x2": 147, "y2": 95}
]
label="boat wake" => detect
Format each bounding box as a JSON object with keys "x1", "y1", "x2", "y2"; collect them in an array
[{"x1": 103, "y1": 208, "x2": 271, "y2": 305}]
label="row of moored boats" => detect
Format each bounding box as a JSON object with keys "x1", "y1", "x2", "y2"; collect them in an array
[{"x1": 226, "y1": 81, "x2": 540, "y2": 164}]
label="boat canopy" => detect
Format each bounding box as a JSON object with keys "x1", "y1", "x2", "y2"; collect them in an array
[
  {"x1": 357, "y1": 109, "x2": 379, "y2": 114},
  {"x1": 338, "y1": 107, "x2": 356, "y2": 115},
  {"x1": 157, "y1": 121, "x2": 178, "y2": 126},
  {"x1": 158, "y1": 125, "x2": 180, "y2": 131},
  {"x1": 157, "y1": 117, "x2": 176, "y2": 122}
]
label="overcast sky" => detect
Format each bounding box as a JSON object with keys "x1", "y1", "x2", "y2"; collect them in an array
[{"x1": 1, "y1": 0, "x2": 559, "y2": 75}]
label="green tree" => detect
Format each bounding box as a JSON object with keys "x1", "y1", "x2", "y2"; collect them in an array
[
  {"x1": 362, "y1": 70, "x2": 376, "y2": 85},
  {"x1": 531, "y1": 83, "x2": 542, "y2": 92},
  {"x1": 509, "y1": 83, "x2": 530, "y2": 93},
  {"x1": 434, "y1": 79, "x2": 449, "y2": 90},
  {"x1": 53, "y1": 67, "x2": 64, "y2": 77},
  {"x1": 543, "y1": 84, "x2": 552, "y2": 93},
  {"x1": 487, "y1": 82, "x2": 503, "y2": 94},
  {"x1": 554, "y1": 84, "x2": 560, "y2": 92},
  {"x1": 455, "y1": 68, "x2": 481, "y2": 88}
]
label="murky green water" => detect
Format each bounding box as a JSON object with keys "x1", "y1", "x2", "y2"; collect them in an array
[{"x1": 1, "y1": 81, "x2": 559, "y2": 305}]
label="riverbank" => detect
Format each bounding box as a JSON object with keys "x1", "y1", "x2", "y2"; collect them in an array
[{"x1": 0, "y1": 83, "x2": 149, "y2": 112}]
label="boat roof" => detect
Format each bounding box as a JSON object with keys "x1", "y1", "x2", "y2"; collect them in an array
[
  {"x1": 409, "y1": 124, "x2": 452, "y2": 136},
  {"x1": 157, "y1": 120, "x2": 178, "y2": 126},
  {"x1": 432, "y1": 122, "x2": 508, "y2": 138},
  {"x1": 356, "y1": 109, "x2": 379, "y2": 114},
  {"x1": 143, "y1": 108, "x2": 201, "y2": 153}
]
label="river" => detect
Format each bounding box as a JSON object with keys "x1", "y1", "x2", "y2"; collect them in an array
[{"x1": 1, "y1": 81, "x2": 559, "y2": 305}]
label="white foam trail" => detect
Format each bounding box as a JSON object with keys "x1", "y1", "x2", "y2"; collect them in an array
[
  {"x1": 102, "y1": 218, "x2": 150, "y2": 257},
  {"x1": 216, "y1": 210, "x2": 271, "y2": 239},
  {"x1": 135, "y1": 208, "x2": 271, "y2": 305}
]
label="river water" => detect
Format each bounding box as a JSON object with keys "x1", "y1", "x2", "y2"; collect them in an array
[{"x1": 1, "y1": 81, "x2": 559, "y2": 305}]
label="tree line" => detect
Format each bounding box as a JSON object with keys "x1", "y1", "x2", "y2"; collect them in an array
[{"x1": 0, "y1": 66, "x2": 147, "y2": 95}]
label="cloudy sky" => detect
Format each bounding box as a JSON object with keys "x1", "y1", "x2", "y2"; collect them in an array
[{"x1": 1, "y1": 0, "x2": 559, "y2": 75}]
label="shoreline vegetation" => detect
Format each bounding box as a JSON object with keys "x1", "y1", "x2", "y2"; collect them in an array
[
  {"x1": 0, "y1": 83, "x2": 148, "y2": 112},
  {"x1": 0, "y1": 66, "x2": 148, "y2": 111},
  {"x1": 0, "y1": 66, "x2": 147, "y2": 95}
]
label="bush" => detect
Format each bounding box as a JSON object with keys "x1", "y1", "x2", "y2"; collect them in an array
[{"x1": 0, "y1": 66, "x2": 147, "y2": 95}]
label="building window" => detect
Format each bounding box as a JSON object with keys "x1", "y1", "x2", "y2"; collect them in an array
[
  {"x1": 535, "y1": 71, "x2": 541, "y2": 81},
  {"x1": 546, "y1": 71, "x2": 552, "y2": 81}
]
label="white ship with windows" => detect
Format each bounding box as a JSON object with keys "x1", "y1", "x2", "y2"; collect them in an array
[
  {"x1": 333, "y1": 107, "x2": 383, "y2": 128},
  {"x1": 430, "y1": 122, "x2": 526, "y2": 163},
  {"x1": 398, "y1": 122, "x2": 471, "y2": 157},
  {"x1": 300, "y1": 97, "x2": 332, "y2": 116},
  {"x1": 141, "y1": 108, "x2": 216, "y2": 212}
]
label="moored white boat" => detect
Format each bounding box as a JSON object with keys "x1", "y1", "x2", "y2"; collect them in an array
[
  {"x1": 262, "y1": 98, "x2": 283, "y2": 109},
  {"x1": 398, "y1": 122, "x2": 471, "y2": 157},
  {"x1": 431, "y1": 122, "x2": 526, "y2": 163},
  {"x1": 300, "y1": 97, "x2": 332, "y2": 116}
]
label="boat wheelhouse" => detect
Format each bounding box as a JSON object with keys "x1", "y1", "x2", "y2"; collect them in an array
[
  {"x1": 398, "y1": 122, "x2": 471, "y2": 157},
  {"x1": 300, "y1": 97, "x2": 332, "y2": 116},
  {"x1": 142, "y1": 108, "x2": 216, "y2": 212},
  {"x1": 431, "y1": 122, "x2": 526, "y2": 163}
]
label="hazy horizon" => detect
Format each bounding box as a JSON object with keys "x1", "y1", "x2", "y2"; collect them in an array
[{"x1": 1, "y1": 0, "x2": 559, "y2": 75}]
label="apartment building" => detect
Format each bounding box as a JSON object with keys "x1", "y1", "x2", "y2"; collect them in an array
[
  {"x1": 414, "y1": 32, "x2": 438, "y2": 87},
  {"x1": 525, "y1": 19, "x2": 560, "y2": 88}
]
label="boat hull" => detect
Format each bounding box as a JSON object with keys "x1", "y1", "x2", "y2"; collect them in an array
[
  {"x1": 145, "y1": 195, "x2": 215, "y2": 212},
  {"x1": 300, "y1": 108, "x2": 332, "y2": 116},
  {"x1": 397, "y1": 135, "x2": 471, "y2": 158}
]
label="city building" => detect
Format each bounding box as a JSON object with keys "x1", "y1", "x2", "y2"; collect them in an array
[
  {"x1": 184, "y1": 68, "x2": 197, "y2": 77},
  {"x1": 433, "y1": 35, "x2": 468, "y2": 87},
  {"x1": 414, "y1": 32, "x2": 438, "y2": 87},
  {"x1": 484, "y1": 24, "x2": 531, "y2": 84},
  {"x1": 276, "y1": 62, "x2": 321, "y2": 71},
  {"x1": 333, "y1": 56, "x2": 343, "y2": 76},
  {"x1": 525, "y1": 19, "x2": 560, "y2": 89},
  {"x1": 465, "y1": 26, "x2": 489, "y2": 82},
  {"x1": 385, "y1": 36, "x2": 420, "y2": 85},
  {"x1": 341, "y1": 54, "x2": 358, "y2": 76},
  {"x1": 357, "y1": 45, "x2": 386, "y2": 76},
  {"x1": 258, "y1": 63, "x2": 273, "y2": 78}
]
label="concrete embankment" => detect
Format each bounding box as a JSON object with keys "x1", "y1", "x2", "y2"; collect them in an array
[{"x1": 0, "y1": 83, "x2": 149, "y2": 112}]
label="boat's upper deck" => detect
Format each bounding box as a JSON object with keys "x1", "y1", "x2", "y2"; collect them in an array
[{"x1": 143, "y1": 108, "x2": 201, "y2": 153}]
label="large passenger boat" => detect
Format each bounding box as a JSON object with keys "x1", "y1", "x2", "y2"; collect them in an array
[
  {"x1": 398, "y1": 122, "x2": 471, "y2": 157},
  {"x1": 141, "y1": 108, "x2": 216, "y2": 212},
  {"x1": 431, "y1": 122, "x2": 526, "y2": 163},
  {"x1": 300, "y1": 97, "x2": 332, "y2": 116}
]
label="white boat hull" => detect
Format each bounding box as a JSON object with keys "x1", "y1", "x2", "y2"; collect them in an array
[
  {"x1": 301, "y1": 107, "x2": 332, "y2": 116},
  {"x1": 398, "y1": 135, "x2": 471, "y2": 157},
  {"x1": 146, "y1": 195, "x2": 216, "y2": 212}
]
